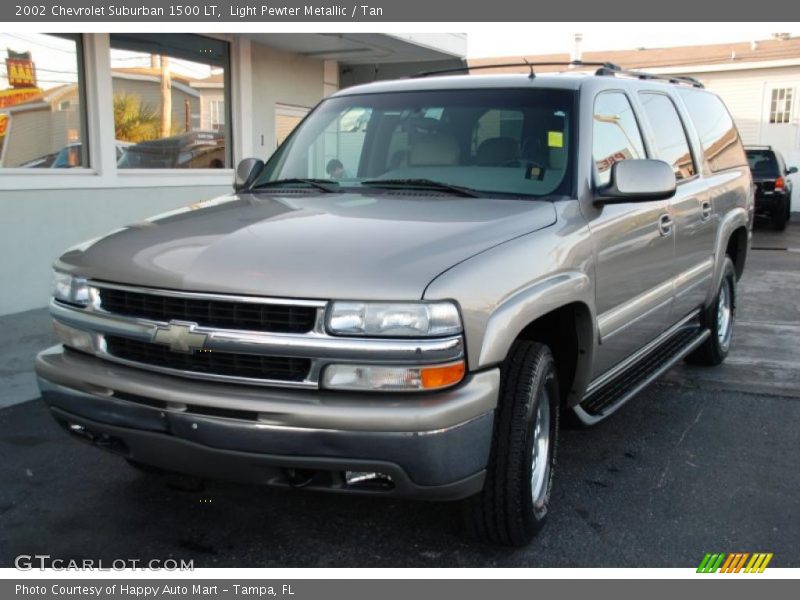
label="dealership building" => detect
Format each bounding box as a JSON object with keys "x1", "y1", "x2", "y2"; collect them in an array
[{"x1": 0, "y1": 32, "x2": 466, "y2": 317}]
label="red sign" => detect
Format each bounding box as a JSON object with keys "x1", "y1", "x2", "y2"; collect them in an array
[{"x1": 6, "y1": 58, "x2": 37, "y2": 88}]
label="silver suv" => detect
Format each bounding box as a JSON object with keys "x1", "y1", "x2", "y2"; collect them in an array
[{"x1": 36, "y1": 63, "x2": 753, "y2": 546}]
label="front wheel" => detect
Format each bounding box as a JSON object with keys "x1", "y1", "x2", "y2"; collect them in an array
[
  {"x1": 686, "y1": 257, "x2": 736, "y2": 366},
  {"x1": 463, "y1": 341, "x2": 559, "y2": 546}
]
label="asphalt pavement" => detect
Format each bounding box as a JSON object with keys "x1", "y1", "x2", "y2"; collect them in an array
[{"x1": 1, "y1": 222, "x2": 798, "y2": 568}]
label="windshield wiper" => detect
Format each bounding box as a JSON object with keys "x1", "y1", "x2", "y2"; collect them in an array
[
  {"x1": 251, "y1": 178, "x2": 341, "y2": 193},
  {"x1": 360, "y1": 178, "x2": 484, "y2": 198}
]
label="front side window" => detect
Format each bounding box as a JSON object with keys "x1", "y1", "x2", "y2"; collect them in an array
[
  {"x1": 110, "y1": 33, "x2": 230, "y2": 169},
  {"x1": 256, "y1": 88, "x2": 574, "y2": 198},
  {"x1": 592, "y1": 92, "x2": 646, "y2": 187},
  {"x1": 0, "y1": 34, "x2": 86, "y2": 169},
  {"x1": 639, "y1": 92, "x2": 696, "y2": 181}
]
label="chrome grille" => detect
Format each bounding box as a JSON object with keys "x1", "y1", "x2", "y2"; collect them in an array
[
  {"x1": 98, "y1": 287, "x2": 317, "y2": 334},
  {"x1": 105, "y1": 335, "x2": 311, "y2": 382}
]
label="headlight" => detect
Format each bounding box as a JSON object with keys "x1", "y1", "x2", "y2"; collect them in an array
[
  {"x1": 52, "y1": 271, "x2": 90, "y2": 306},
  {"x1": 326, "y1": 301, "x2": 461, "y2": 337},
  {"x1": 322, "y1": 361, "x2": 465, "y2": 391}
]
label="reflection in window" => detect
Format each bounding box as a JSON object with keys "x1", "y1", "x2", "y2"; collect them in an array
[
  {"x1": 110, "y1": 33, "x2": 230, "y2": 169},
  {"x1": 639, "y1": 93, "x2": 696, "y2": 181},
  {"x1": 0, "y1": 34, "x2": 86, "y2": 168},
  {"x1": 592, "y1": 92, "x2": 646, "y2": 187},
  {"x1": 679, "y1": 89, "x2": 746, "y2": 173}
]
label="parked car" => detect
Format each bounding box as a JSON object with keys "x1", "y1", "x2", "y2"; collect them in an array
[
  {"x1": 117, "y1": 131, "x2": 226, "y2": 169},
  {"x1": 36, "y1": 63, "x2": 753, "y2": 546},
  {"x1": 745, "y1": 145, "x2": 796, "y2": 230}
]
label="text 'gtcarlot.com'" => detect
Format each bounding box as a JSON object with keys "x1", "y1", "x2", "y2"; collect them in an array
[{"x1": 14, "y1": 555, "x2": 193, "y2": 571}]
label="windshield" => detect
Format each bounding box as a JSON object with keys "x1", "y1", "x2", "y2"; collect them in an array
[{"x1": 254, "y1": 88, "x2": 575, "y2": 197}]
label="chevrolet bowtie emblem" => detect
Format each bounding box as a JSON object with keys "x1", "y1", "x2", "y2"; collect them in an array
[{"x1": 152, "y1": 321, "x2": 208, "y2": 353}]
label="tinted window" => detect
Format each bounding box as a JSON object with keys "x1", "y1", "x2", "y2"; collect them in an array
[
  {"x1": 679, "y1": 90, "x2": 746, "y2": 173},
  {"x1": 639, "y1": 93, "x2": 696, "y2": 181},
  {"x1": 746, "y1": 150, "x2": 781, "y2": 177},
  {"x1": 593, "y1": 92, "x2": 646, "y2": 187}
]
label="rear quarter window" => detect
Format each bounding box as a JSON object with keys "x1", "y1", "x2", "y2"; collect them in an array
[{"x1": 679, "y1": 90, "x2": 747, "y2": 173}]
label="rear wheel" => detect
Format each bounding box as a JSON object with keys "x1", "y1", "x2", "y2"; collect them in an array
[
  {"x1": 772, "y1": 198, "x2": 789, "y2": 231},
  {"x1": 463, "y1": 341, "x2": 559, "y2": 546},
  {"x1": 686, "y1": 257, "x2": 736, "y2": 366}
]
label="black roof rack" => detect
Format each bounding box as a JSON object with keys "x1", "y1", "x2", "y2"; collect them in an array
[
  {"x1": 594, "y1": 64, "x2": 704, "y2": 88},
  {"x1": 411, "y1": 60, "x2": 704, "y2": 88},
  {"x1": 412, "y1": 60, "x2": 621, "y2": 79}
]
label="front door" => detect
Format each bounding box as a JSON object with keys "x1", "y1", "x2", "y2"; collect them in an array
[{"x1": 587, "y1": 91, "x2": 675, "y2": 379}]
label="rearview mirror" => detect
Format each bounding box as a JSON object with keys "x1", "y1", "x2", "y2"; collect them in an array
[
  {"x1": 234, "y1": 157, "x2": 264, "y2": 192},
  {"x1": 787, "y1": 166, "x2": 798, "y2": 175},
  {"x1": 595, "y1": 159, "x2": 676, "y2": 204}
]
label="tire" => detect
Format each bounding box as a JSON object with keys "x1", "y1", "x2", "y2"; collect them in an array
[
  {"x1": 463, "y1": 340, "x2": 559, "y2": 546},
  {"x1": 772, "y1": 204, "x2": 788, "y2": 231},
  {"x1": 770, "y1": 198, "x2": 789, "y2": 231},
  {"x1": 685, "y1": 257, "x2": 736, "y2": 366}
]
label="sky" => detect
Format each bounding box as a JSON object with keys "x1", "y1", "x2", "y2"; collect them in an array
[{"x1": 467, "y1": 23, "x2": 800, "y2": 57}]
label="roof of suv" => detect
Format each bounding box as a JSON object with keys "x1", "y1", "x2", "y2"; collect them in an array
[{"x1": 330, "y1": 71, "x2": 707, "y2": 97}]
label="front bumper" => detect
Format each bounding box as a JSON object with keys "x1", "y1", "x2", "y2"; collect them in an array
[{"x1": 35, "y1": 345, "x2": 498, "y2": 500}]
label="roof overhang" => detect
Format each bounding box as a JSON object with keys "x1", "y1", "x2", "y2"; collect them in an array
[{"x1": 241, "y1": 33, "x2": 466, "y2": 65}]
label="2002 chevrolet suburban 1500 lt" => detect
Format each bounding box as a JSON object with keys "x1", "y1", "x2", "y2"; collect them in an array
[{"x1": 36, "y1": 63, "x2": 753, "y2": 546}]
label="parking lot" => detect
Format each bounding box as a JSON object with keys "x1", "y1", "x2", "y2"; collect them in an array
[{"x1": 1, "y1": 222, "x2": 798, "y2": 568}]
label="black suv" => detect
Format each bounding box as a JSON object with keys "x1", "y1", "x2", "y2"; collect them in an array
[{"x1": 745, "y1": 145, "x2": 797, "y2": 230}]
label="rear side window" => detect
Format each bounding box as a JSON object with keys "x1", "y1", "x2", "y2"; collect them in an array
[
  {"x1": 592, "y1": 92, "x2": 646, "y2": 187},
  {"x1": 679, "y1": 90, "x2": 747, "y2": 173},
  {"x1": 639, "y1": 93, "x2": 696, "y2": 181}
]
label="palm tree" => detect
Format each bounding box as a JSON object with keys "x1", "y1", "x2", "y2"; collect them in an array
[{"x1": 113, "y1": 94, "x2": 160, "y2": 143}]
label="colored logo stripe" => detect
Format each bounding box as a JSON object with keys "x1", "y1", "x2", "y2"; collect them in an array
[{"x1": 697, "y1": 552, "x2": 773, "y2": 573}]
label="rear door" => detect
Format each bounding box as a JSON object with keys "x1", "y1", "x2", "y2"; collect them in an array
[
  {"x1": 587, "y1": 90, "x2": 675, "y2": 378},
  {"x1": 638, "y1": 91, "x2": 714, "y2": 320}
]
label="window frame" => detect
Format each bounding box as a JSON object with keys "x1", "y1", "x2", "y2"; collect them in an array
[
  {"x1": 637, "y1": 90, "x2": 699, "y2": 185},
  {"x1": 769, "y1": 87, "x2": 794, "y2": 124}
]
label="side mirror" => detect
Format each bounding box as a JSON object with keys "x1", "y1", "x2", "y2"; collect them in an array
[
  {"x1": 595, "y1": 159, "x2": 676, "y2": 204},
  {"x1": 786, "y1": 166, "x2": 798, "y2": 175},
  {"x1": 234, "y1": 157, "x2": 264, "y2": 192}
]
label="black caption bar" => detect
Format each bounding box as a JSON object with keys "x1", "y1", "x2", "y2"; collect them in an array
[
  {"x1": 2, "y1": 0, "x2": 799, "y2": 21},
  {"x1": 3, "y1": 579, "x2": 793, "y2": 600}
]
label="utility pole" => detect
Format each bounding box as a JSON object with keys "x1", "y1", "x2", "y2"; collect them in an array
[{"x1": 160, "y1": 55, "x2": 171, "y2": 138}]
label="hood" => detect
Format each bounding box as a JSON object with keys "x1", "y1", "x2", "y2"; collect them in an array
[{"x1": 58, "y1": 192, "x2": 557, "y2": 300}]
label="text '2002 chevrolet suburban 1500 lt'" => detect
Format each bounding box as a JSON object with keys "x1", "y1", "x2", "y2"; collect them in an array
[{"x1": 36, "y1": 62, "x2": 753, "y2": 546}]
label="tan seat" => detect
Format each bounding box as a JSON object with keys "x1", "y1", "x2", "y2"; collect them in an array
[
  {"x1": 409, "y1": 134, "x2": 460, "y2": 167},
  {"x1": 475, "y1": 137, "x2": 520, "y2": 166}
]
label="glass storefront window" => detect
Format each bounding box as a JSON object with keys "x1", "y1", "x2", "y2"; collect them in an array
[
  {"x1": 109, "y1": 33, "x2": 231, "y2": 169},
  {"x1": 0, "y1": 33, "x2": 87, "y2": 169}
]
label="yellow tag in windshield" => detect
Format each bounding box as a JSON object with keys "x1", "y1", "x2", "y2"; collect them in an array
[{"x1": 548, "y1": 131, "x2": 564, "y2": 148}]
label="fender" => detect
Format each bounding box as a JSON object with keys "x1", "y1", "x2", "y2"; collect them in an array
[
  {"x1": 477, "y1": 272, "x2": 596, "y2": 405},
  {"x1": 706, "y1": 206, "x2": 749, "y2": 306}
]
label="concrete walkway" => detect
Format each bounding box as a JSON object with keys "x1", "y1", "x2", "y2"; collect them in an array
[{"x1": 0, "y1": 307, "x2": 54, "y2": 408}]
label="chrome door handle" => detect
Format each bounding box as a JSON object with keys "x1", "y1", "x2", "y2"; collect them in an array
[
  {"x1": 658, "y1": 214, "x2": 673, "y2": 236},
  {"x1": 701, "y1": 201, "x2": 712, "y2": 221}
]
